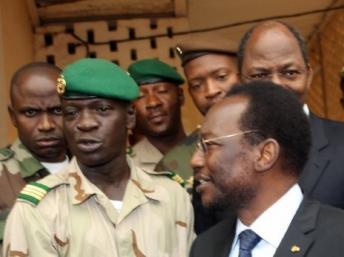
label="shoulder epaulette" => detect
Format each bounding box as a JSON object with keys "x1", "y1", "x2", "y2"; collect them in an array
[
  {"x1": 144, "y1": 169, "x2": 188, "y2": 187},
  {"x1": 0, "y1": 147, "x2": 14, "y2": 161},
  {"x1": 17, "y1": 182, "x2": 52, "y2": 206}
]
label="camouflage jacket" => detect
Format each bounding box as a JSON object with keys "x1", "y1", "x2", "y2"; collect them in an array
[
  {"x1": 155, "y1": 129, "x2": 199, "y2": 188},
  {"x1": 0, "y1": 139, "x2": 49, "y2": 241}
]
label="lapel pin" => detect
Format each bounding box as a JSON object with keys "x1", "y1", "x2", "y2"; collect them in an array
[{"x1": 291, "y1": 245, "x2": 301, "y2": 253}]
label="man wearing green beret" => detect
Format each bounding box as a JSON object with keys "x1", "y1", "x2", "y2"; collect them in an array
[
  {"x1": 3, "y1": 58, "x2": 194, "y2": 257},
  {"x1": 155, "y1": 37, "x2": 240, "y2": 234},
  {"x1": 128, "y1": 59, "x2": 186, "y2": 173}
]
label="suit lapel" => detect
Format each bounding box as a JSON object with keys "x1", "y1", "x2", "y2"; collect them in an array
[
  {"x1": 299, "y1": 113, "x2": 330, "y2": 194},
  {"x1": 211, "y1": 218, "x2": 237, "y2": 257},
  {"x1": 273, "y1": 199, "x2": 319, "y2": 257}
]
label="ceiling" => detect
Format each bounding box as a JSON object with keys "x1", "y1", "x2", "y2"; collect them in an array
[{"x1": 27, "y1": 0, "x2": 344, "y2": 42}]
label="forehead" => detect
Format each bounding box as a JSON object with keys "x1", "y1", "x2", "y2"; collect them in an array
[
  {"x1": 184, "y1": 54, "x2": 237, "y2": 78},
  {"x1": 13, "y1": 73, "x2": 60, "y2": 102},
  {"x1": 202, "y1": 95, "x2": 248, "y2": 135},
  {"x1": 243, "y1": 25, "x2": 305, "y2": 68}
]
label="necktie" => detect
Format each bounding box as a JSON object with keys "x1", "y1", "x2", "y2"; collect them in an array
[{"x1": 238, "y1": 229, "x2": 261, "y2": 257}]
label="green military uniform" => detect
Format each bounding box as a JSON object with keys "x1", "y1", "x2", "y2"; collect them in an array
[
  {"x1": 3, "y1": 58, "x2": 195, "y2": 257},
  {"x1": 0, "y1": 139, "x2": 49, "y2": 241},
  {"x1": 155, "y1": 130, "x2": 198, "y2": 188},
  {"x1": 3, "y1": 157, "x2": 194, "y2": 257}
]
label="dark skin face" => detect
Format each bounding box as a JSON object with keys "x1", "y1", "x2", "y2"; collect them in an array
[
  {"x1": 184, "y1": 54, "x2": 239, "y2": 115},
  {"x1": 133, "y1": 82, "x2": 184, "y2": 138},
  {"x1": 241, "y1": 22, "x2": 313, "y2": 103},
  {"x1": 8, "y1": 71, "x2": 66, "y2": 162},
  {"x1": 191, "y1": 96, "x2": 258, "y2": 210},
  {"x1": 62, "y1": 97, "x2": 134, "y2": 200}
]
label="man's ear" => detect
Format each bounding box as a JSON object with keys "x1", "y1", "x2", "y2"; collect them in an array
[
  {"x1": 8, "y1": 105, "x2": 18, "y2": 128},
  {"x1": 126, "y1": 104, "x2": 136, "y2": 130},
  {"x1": 178, "y1": 87, "x2": 185, "y2": 106},
  {"x1": 306, "y1": 65, "x2": 313, "y2": 92},
  {"x1": 254, "y1": 139, "x2": 280, "y2": 172}
]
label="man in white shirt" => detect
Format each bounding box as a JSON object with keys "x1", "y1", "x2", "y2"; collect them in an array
[{"x1": 189, "y1": 81, "x2": 344, "y2": 257}]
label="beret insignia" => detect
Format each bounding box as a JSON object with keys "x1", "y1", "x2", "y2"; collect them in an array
[{"x1": 56, "y1": 74, "x2": 66, "y2": 95}]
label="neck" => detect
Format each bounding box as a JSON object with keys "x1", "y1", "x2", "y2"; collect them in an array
[
  {"x1": 146, "y1": 126, "x2": 186, "y2": 154},
  {"x1": 238, "y1": 175, "x2": 297, "y2": 226},
  {"x1": 79, "y1": 154, "x2": 130, "y2": 200}
]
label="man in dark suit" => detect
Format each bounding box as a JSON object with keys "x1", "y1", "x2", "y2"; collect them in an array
[
  {"x1": 238, "y1": 21, "x2": 344, "y2": 209},
  {"x1": 190, "y1": 81, "x2": 344, "y2": 257}
]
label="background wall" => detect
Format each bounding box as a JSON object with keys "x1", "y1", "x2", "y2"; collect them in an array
[
  {"x1": 0, "y1": 0, "x2": 34, "y2": 147},
  {"x1": 307, "y1": 11, "x2": 344, "y2": 121}
]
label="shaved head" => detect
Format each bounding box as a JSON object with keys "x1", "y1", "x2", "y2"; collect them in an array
[{"x1": 10, "y1": 62, "x2": 61, "y2": 104}]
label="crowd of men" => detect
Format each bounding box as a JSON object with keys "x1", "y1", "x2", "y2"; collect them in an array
[{"x1": 1, "y1": 20, "x2": 344, "y2": 257}]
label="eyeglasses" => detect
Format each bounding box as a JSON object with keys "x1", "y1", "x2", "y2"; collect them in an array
[
  {"x1": 197, "y1": 130, "x2": 259, "y2": 153},
  {"x1": 242, "y1": 68, "x2": 307, "y2": 83}
]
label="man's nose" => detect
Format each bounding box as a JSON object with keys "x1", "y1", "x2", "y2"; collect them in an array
[
  {"x1": 190, "y1": 147, "x2": 206, "y2": 175},
  {"x1": 146, "y1": 93, "x2": 162, "y2": 109},
  {"x1": 76, "y1": 110, "x2": 98, "y2": 131},
  {"x1": 204, "y1": 80, "x2": 222, "y2": 100},
  {"x1": 37, "y1": 113, "x2": 55, "y2": 131}
]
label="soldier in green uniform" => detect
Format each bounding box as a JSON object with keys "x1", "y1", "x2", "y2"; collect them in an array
[
  {"x1": 3, "y1": 58, "x2": 194, "y2": 257},
  {"x1": 155, "y1": 38, "x2": 240, "y2": 233},
  {"x1": 128, "y1": 59, "x2": 186, "y2": 171},
  {"x1": 0, "y1": 62, "x2": 68, "y2": 249}
]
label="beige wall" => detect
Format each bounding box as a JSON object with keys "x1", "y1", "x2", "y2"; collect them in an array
[{"x1": 0, "y1": 0, "x2": 34, "y2": 147}]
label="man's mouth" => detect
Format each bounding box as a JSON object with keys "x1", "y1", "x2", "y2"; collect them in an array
[
  {"x1": 36, "y1": 137, "x2": 61, "y2": 147},
  {"x1": 195, "y1": 175, "x2": 212, "y2": 193},
  {"x1": 76, "y1": 138, "x2": 102, "y2": 153}
]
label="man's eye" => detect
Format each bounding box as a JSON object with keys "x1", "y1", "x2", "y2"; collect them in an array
[
  {"x1": 250, "y1": 73, "x2": 269, "y2": 80},
  {"x1": 282, "y1": 70, "x2": 300, "y2": 79},
  {"x1": 63, "y1": 109, "x2": 78, "y2": 117},
  {"x1": 24, "y1": 109, "x2": 37, "y2": 117},
  {"x1": 189, "y1": 82, "x2": 201, "y2": 91},
  {"x1": 52, "y1": 107, "x2": 62, "y2": 115},
  {"x1": 157, "y1": 89, "x2": 168, "y2": 94},
  {"x1": 96, "y1": 106, "x2": 111, "y2": 112},
  {"x1": 215, "y1": 74, "x2": 227, "y2": 81}
]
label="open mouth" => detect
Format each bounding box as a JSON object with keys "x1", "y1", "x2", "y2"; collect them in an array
[
  {"x1": 195, "y1": 175, "x2": 212, "y2": 193},
  {"x1": 76, "y1": 139, "x2": 102, "y2": 153}
]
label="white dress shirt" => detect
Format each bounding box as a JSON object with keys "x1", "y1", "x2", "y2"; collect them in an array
[{"x1": 229, "y1": 184, "x2": 303, "y2": 257}]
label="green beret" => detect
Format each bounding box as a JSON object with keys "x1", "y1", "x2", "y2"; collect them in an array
[
  {"x1": 128, "y1": 58, "x2": 184, "y2": 86},
  {"x1": 58, "y1": 58, "x2": 139, "y2": 101},
  {"x1": 175, "y1": 36, "x2": 237, "y2": 66}
]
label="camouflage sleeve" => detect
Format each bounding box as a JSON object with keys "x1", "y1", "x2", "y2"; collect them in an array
[{"x1": 2, "y1": 202, "x2": 58, "y2": 257}]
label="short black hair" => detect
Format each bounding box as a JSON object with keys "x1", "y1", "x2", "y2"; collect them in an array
[
  {"x1": 237, "y1": 21, "x2": 309, "y2": 73},
  {"x1": 226, "y1": 81, "x2": 311, "y2": 176},
  {"x1": 10, "y1": 62, "x2": 61, "y2": 103}
]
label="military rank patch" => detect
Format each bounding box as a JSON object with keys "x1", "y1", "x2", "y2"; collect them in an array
[{"x1": 18, "y1": 182, "x2": 51, "y2": 206}]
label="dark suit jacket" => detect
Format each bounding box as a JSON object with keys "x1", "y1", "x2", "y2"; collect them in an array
[
  {"x1": 190, "y1": 198, "x2": 344, "y2": 257},
  {"x1": 299, "y1": 113, "x2": 344, "y2": 208}
]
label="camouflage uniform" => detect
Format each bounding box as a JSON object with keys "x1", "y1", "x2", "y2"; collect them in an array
[
  {"x1": 0, "y1": 139, "x2": 49, "y2": 242},
  {"x1": 3, "y1": 157, "x2": 195, "y2": 257},
  {"x1": 155, "y1": 129, "x2": 199, "y2": 188}
]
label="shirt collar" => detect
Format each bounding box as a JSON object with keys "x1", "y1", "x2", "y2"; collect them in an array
[
  {"x1": 67, "y1": 157, "x2": 166, "y2": 205},
  {"x1": 303, "y1": 104, "x2": 310, "y2": 117},
  {"x1": 132, "y1": 137, "x2": 163, "y2": 164},
  {"x1": 233, "y1": 184, "x2": 303, "y2": 249}
]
